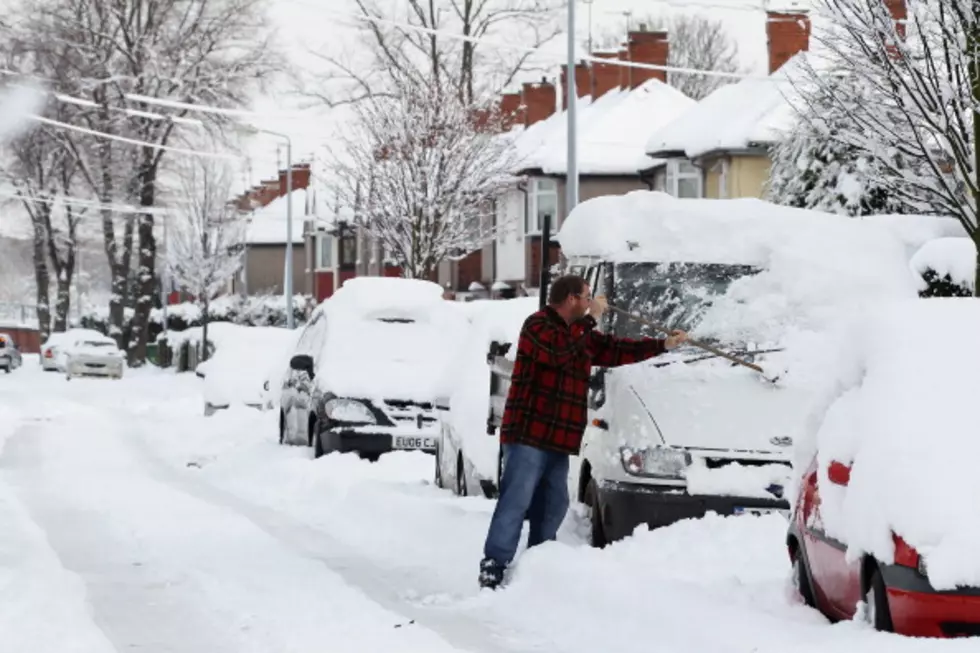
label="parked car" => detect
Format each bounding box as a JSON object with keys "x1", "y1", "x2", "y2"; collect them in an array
[
  {"x1": 193, "y1": 323, "x2": 301, "y2": 416},
  {"x1": 486, "y1": 193, "x2": 959, "y2": 547},
  {"x1": 63, "y1": 335, "x2": 125, "y2": 379},
  {"x1": 0, "y1": 332, "x2": 22, "y2": 373},
  {"x1": 434, "y1": 297, "x2": 538, "y2": 497},
  {"x1": 279, "y1": 277, "x2": 467, "y2": 460},
  {"x1": 40, "y1": 328, "x2": 106, "y2": 371},
  {"x1": 787, "y1": 300, "x2": 980, "y2": 637}
]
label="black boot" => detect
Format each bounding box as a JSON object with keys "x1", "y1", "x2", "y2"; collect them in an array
[{"x1": 479, "y1": 558, "x2": 505, "y2": 590}]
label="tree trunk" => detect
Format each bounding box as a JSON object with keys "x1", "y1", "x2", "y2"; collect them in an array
[
  {"x1": 127, "y1": 159, "x2": 158, "y2": 366},
  {"x1": 53, "y1": 271, "x2": 73, "y2": 333},
  {"x1": 968, "y1": 13, "x2": 980, "y2": 297},
  {"x1": 201, "y1": 297, "x2": 210, "y2": 363},
  {"x1": 31, "y1": 218, "x2": 51, "y2": 341}
]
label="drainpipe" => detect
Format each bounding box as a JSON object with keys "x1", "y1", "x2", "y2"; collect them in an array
[{"x1": 517, "y1": 179, "x2": 529, "y2": 289}]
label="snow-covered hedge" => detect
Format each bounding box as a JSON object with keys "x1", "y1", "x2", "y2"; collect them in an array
[{"x1": 910, "y1": 238, "x2": 976, "y2": 298}]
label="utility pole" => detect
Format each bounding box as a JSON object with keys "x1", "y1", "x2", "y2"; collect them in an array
[
  {"x1": 161, "y1": 213, "x2": 169, "y2": 331},
  {"x1": 584, "y1": 0, "x2": 594, "y2": 53},
  {"x1": 566, "y1": 0, "x2": 579, "y2": 216}
]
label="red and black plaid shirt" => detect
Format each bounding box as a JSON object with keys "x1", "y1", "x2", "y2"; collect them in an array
[{"x1": 499, "y1": 306, "x2": 667, "y2": 455}]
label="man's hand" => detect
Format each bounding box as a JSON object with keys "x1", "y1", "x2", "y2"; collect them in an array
[
  {"x1": 665, "y1": 329, "x2": 688, "y2": 350},
  {"x1": 589, "y1": 295, "x2": 608, "y2": 319}
]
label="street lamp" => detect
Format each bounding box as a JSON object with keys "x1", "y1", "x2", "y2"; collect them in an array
[{"x1": 236, "y1": 124, "x2": 295, "y2": 329}]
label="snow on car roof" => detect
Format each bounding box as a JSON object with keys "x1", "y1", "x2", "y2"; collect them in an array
[
  {"x1": 323, "y1": 277, "x2": 446, "y2": 320},
  {"x1": 800, "y1": 299, "x2": 980, "y2": 590},
  {"x1": 558, "y1": 191, "x2": 964, "y2": 344}
]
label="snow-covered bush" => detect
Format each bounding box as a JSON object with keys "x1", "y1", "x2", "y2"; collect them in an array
[{"x1": 911, "y1": 238, "x2": 976, "y2": 298}]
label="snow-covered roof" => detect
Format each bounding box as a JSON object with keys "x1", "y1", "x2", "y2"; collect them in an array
[
  {"x1": 645, "y1": 53, "x2": 809, "y2": 160},
  {"x1": 536, "y1": 79, "x2": 696, "y2": 176},
  {"x1": 244, "y1": 186, "x2": 352, "y2": 245}
]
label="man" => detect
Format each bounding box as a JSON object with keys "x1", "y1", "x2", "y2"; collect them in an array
[{"x1": 479, "y1": 274, "x2": 688, "y2": 589}]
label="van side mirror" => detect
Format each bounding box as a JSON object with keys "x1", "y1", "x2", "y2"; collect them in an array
[
  {"x1": 827, "y1": 461, "x2": 851, "y2": 487},
  {"x1": 290, "y1": 354, "x2": 315, "y2": 378}
]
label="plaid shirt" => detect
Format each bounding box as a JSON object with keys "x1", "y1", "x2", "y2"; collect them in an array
[{"x1": 499, "y1": 306, "x2": 667, "y2": 455}]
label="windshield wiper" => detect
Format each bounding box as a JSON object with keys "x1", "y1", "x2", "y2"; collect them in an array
[{"x1": 650, "y1": 347, "x2": 785, "y2": 369}]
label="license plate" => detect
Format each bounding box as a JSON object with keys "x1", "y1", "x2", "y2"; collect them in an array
[
  {"x1": 734, "y1": 507, "x2": 789, "y2": 518},
  {"x1": 393, "y1": 436, "x2": 436, "y2": 450}
]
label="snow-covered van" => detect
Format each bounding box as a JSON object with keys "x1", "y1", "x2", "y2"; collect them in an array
[
  {"x1": 278, "y1": 278, "x2": 468, "y2": 460},
  {"x1": 487, "y1": 191, "x2": 961, "y2": 546}
]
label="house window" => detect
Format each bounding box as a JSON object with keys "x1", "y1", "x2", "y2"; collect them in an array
[
  {"x1": 718, "y1": 159, "x2": 729, "y2": 199},
  {"x1": 339, "y1": 228, "x2": 357, "y2": 268},
  {"x1": 665, "y1": 160, "x2": 703, "y2": 198},
  {"x1": 316, "y1": 233, "x2": 333, "y2": 270},
  {"x1": 526, "y1": 178, "x2": 558, "y2": 234}
]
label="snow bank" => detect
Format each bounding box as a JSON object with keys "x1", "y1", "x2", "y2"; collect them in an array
[
  {"x1": 910, "y1": 237, "x2": 976, "y2": 292},
  {"x1": 446, "y1": 298, "x2": 539, "y2": 479},
  {"x1": 316, "y1": 278, "x2": 469, "y2": 402},
  {"x1": 804, "y1": 299, "x2": 980, "y2": 589},
  {"x1": 558, "y1": 191, "x2": 955, "y2": 345}
]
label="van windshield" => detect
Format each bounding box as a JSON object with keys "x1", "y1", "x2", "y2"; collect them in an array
[{"x1": 612, "y1": 262, "x2": 759, "y2": 344}]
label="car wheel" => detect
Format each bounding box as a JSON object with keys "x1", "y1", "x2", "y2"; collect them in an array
[
  {"x1": 866, "y1": 567, "x2": 894, "y2": 632},
  {"x1": 791, "y1": 543, "x2": 817, "y2": 607},
  {"x1": 312, "y1": 421, "x2": 324, "y2": 459},
  {"x1": 584, "y1": 477, "x2": 608, "y2": 548},
  {"x1": 456, "y1": 452, "x2": 468, "y2": 497}
]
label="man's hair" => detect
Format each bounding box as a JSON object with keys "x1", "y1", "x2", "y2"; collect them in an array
[{"x1": 548, "y1": 274, "x2": 587, "y2": 305}]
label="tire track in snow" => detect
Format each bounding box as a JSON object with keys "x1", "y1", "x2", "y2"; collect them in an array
[
  {"x1": 0, "y1": 412, "x2": 468, "y2": 653},
  {"x1": 120, "y1": 420, "x2": 546, "y2": 653}
]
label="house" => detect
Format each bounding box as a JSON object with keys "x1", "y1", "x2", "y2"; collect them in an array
[
  {"x1": 642, "y1": 10, "x2": 813, "y2": 200},
  {"x1": 230, "y1": 163, "x2": 312, "y2": 297},
  {"x1": 450, "y1": 25, "x2": 695, "y2": 295}
]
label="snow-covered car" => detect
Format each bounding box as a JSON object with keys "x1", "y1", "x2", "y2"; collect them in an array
[
  {"x1": 434, "y1": 296, "x2": 538, "y2": 497},
  {"x1": 191, "y1": 323, "x2": 301, "y2": 416},
  {"x1": 279, "y1": 278, "x2": 468, "y2": 460},
  {"x1": 0, "y1": 332, "x2": 22, "y2": 373},
  {"x1": 483, "y1": 192, "x2": 961, "y2": 547},
  {"x1": 63, "y1": 335, "x2": 125, "y2": 379},
  {"x1": 788, "y1": 299, "x2": 980, "y2": 638},
  {"x1": 40, "y1": 328, "x2": 107, "y2": 371}
]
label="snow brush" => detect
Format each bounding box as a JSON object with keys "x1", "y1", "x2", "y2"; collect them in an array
[{"x1": 606, "y1": 304, "x2": 781, "y2": 385}]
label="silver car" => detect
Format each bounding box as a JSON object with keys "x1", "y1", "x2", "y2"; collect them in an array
[
  {"x1": 0, "y1": 332, "x2": 22, "y2": 373},
  {"x1": 64, "y1": 336, "x2": 125, "y2": 380}
]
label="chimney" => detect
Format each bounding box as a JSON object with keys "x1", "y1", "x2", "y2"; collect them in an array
[
  {"x1": 617, "y1": 48, "x2": 630, "y2": 90},
  {"x1": 766, "y1": 11, "x2": 811, "y2": 74},
  {"x1": 883, "y1": 0, "x2": 907, "y2": 58},
  {"x1": 278, "y1": 163, "x2": 311, "y2": 197},
  {"x1": 522, "y1": 77, "x2": 557, "y2": 126},
  {"x1": 560, "y1": 61, "x2": 592, "y2": 109},
  {"x1": 627, "y1": 25, "x2": 669, "y2": 89},
  {"x1": 592, "y1": 52, "x2": 620, "y2": 98},
  {"x1": 496, "y1": 92, "x2": 524, "y2": 131}
]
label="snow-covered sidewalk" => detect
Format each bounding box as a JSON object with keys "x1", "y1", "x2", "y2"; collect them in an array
[{"x1": 1, "y1": 363, "x2": 976, "y2": 651}]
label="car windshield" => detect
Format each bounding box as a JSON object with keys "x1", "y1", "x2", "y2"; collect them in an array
[{"x1": 611, "y1": 261, "x2": 760, "y2": 346}]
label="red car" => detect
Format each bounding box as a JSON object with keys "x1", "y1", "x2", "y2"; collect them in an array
[{"x1": 787, "y1": 456, "x2": 980, "y2": 638}]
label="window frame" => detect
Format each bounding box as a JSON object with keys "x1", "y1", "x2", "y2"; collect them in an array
[
  {"x1": 664, "y1": 159, "x2": 703, "y2": 199},
  {"x1": 526, "y1": 178, "x2": 559, "y2": 235},
  {"x1": 315, "y1": 232, "x2": 333, "y2": 271}
]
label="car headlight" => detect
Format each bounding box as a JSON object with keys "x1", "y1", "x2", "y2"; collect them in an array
[
  {"x1": 324, "y1": 399, "x2": 376, "y2": 424},
  {"x1": 620, "y1": 446, "x2": 691, "y2": 479}
]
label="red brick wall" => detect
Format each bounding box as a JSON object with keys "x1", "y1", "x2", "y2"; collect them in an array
[
  {"x1": 627, "y1": 28, "x2": 669, "y2": 88},
  {"x1": 2, "y1": 327, "x2": 40, "y2": 354},
  {"x1": 592, "y1": 52, "x2": 620, "y2": 98},
  {"x1": 314, "y1": 271, "x2": 334, "y2": 302},
  {"x1": 522, "y1": 79, "x2": 557, "y2": 126},
  {"x1": 383, "y1": 266, "x2": 403, "y2": 278},
  {"x1": 498, "y1": 92, "x2": 525, "y2": 131},
  {"x1": 766, "y1": 12, "x2": 811, "y2": 74},
  {"x1": 560, "y1": 63, "x2": 591, "y2": 108},
  {"x1": 278, "y1": 164, "x2": 311, "y2": 196}
]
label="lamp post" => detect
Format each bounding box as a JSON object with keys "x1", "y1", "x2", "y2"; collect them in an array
[{"x1": 237, "y1": 125, "x2": 295, "y2": 329}]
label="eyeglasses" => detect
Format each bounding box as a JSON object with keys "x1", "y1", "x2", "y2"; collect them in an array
[{"x1": 573, "y1": 293, "x2": 592, "y2": 301}]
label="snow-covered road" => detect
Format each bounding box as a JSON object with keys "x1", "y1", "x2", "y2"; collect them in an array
[{"x1": 0, "y1": 360, "x2": 974, "y2": 652}]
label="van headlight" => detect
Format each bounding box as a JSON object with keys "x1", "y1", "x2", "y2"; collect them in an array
[
  {"x1": 324, "y1": 399, "x2": 376, "y2": 424},
  {"x1": 620, "y1": 446, "x2": 691, "y2": 479}
]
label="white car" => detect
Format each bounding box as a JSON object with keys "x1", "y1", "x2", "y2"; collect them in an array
[
  {"x1": 64, "y1": 336, "x2": 126, "y2": 380},
  {"x1": 40, "y1": 329, "x2": 107, "y2": 371},
  {"x1": 193, "y1": 323, "x2": 301, "y2": 416}
]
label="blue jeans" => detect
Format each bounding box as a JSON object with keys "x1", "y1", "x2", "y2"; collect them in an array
[{"x1": 483, "y1": 443, "x2": 570, "y2": 566}]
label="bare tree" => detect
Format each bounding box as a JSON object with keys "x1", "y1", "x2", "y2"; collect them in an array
[
  {"x1": 8, "y1": 0, "x2": 281, "y2": 364},
  {"x1": 165, "y1": 159, "x2": 245, "y2": 361},
  {"x1": 795, "y1": 0, "x2": 979, "y2": 293},
  {"x1": 301, "y1": 0, "x2": 561, "y2": 107},
  {"x1": 590, "y1": 13, "x2": 743, "y2": 100},
  {"x1": 329, "y1": 74, "x2": 517, "y2": 280}
]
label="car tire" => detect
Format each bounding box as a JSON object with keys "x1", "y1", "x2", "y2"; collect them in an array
[
  {"x1": 866, "y1": 567, "x2": 894, "y2": 632},
  {"x1": 312, "y1": 421, "x2": 324, "y2": 459},
  {"x1": 278, "y1": 412, "x2": 286, "y2": 445},
  {"x1": 434, "y1": 442, "x2": 444, "y2": 489},
  {"x1": 584, "y1": 477, "x2": 608, "y2": 548},
  {"x1": 792, "y1": 544, "x2": 817, "y2": 607},
  {"x1": 456, "y1": 452, "x2": 468, "y2": 497}
]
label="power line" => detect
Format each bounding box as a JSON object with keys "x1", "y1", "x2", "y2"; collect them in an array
[
  {"x1": 27, "y1": 113, "x2": 243, "y2": 160},
  {"x1": 0, "y1": 189, "x2": 176, "y2": 216}
]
